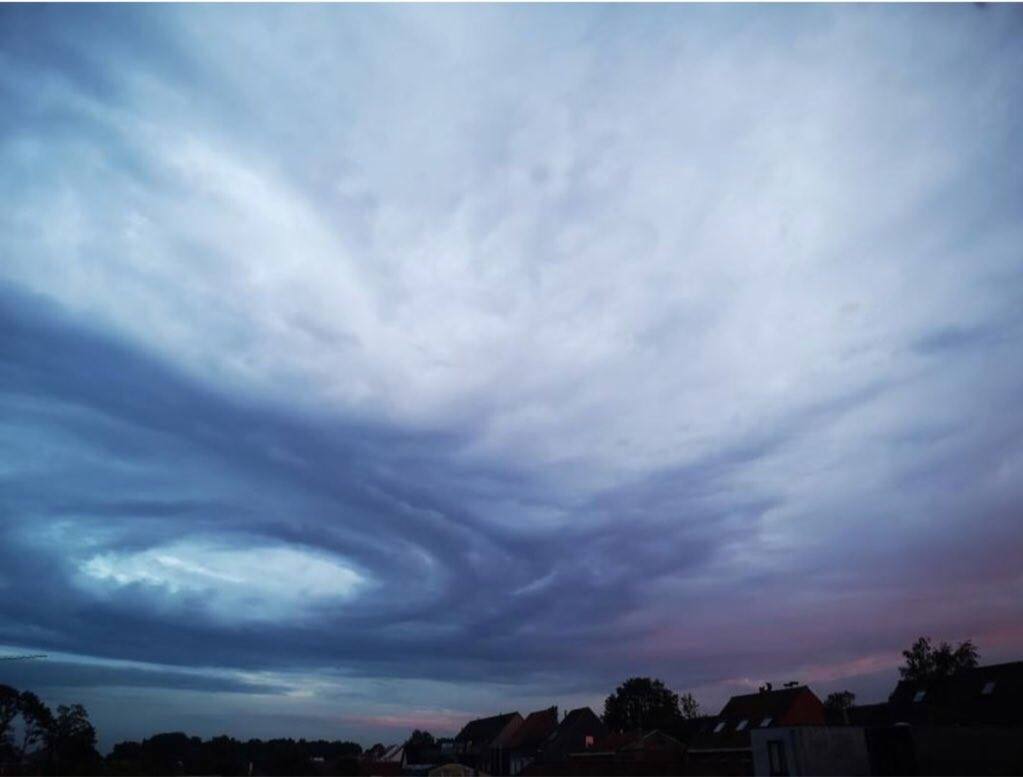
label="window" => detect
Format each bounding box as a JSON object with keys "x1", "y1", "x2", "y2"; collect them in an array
[
  {"x1": 584, "y1": 736, "x2": 594, "y2": 748},
  {"x1": 760, "y1": 717, "x2": 773, "y2": 727},
  {"x1": 713, "y1": 721, "x2": 726, "y2": 734},
  {"x1": 913, "y1": 690, "x2": 926, "y2": 702},
  {"x1": 767, "y1": 740, "x2": 789, "y2": 777},
  {"x1": 736, "y1": 719, "x2": 748, "y2": 731},
  {"x1": 982, "y1": 681, "x2": 995, "y2": 695}
]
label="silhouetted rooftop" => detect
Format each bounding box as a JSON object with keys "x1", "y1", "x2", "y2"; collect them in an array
[
  {"x1": 455, "y1": 712, "x2": 520, "y2": 745},
  {"x1": 888, "y1": 660, "x2": 1023, "y2": 726},
  {"x1": 506, "y1": 706, "x2": 558, "y2": 751}
]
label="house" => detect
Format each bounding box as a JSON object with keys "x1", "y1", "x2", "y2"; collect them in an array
[
  {"x1": 504, "y1": 706, "x2": 559, "y2": 775},
  {"x1": 749, "y1": 723, "x2": 1023, "y2": 776},
  {"x1": 402, "y1": 738, "x2": 469, "y2": 777},
  {"x1": 454, "y1": 711, "x2": 523, "y2": 774},
  {"x1": 748, "y1": 661, "x2": 1023, "y2": 775},
  {"x1": 886, "y1": 660, "x2": 1023, "y2": 727},
  {"x1": 520, "y1": 707, "x2": 608, "y2": 774},
  {"x1": 854, "y1": 660, "x2": 1023, "y2": 775},
  {"x1": 686, "y1": 685, "x2": 826, "y2": 776},
  {"x1": 565, "y1": 729, "x2": 687, "y2": 776},
  {"x1": 362, "y1": 743, "x2": 404, "y2": 776},
  {"x1": 614, "y1": 729, "x2": 687, "y2": 767},
  {"x1": 402, "y1": 741, "x2": 448, "y2": 775}
]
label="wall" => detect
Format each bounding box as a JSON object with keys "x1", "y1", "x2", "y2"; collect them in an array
[
  {"x1": 751, "y1": 727, "x2": 870, "y2": 776},
  {"x1": 908, "y1": 726, "x2": 1023, "y2": 775}
]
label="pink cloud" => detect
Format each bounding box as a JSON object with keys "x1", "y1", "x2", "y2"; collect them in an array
[
  {"x1": 793, "y1": 652, "x2": 903, "y2": 685},
  {"x1": 339, "y1": 710, "x2": 469, "y2": 736}
]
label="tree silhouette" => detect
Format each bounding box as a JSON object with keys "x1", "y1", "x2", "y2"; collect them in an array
[
  {"x1": 899, "y1": 636, "x2": 978, "y2": 684},
  {"x1": 1, "y1": 685, "x2": 58, "y2": 767},
  {"x1": 0, "y1": 685, "x2": 18, "y2": 759},
  {"x1": 406, "y1": 729, "x2": 435, "y2": 747},
  {"x1": 679, "y1": 692, "x2": 701, "y2": 720},
  {"x1": 603, "y1": 677, "x2": 682, "y2": 732},
  {"x1": 48, "y1": 703, "x2": 101, "y2": 775},
  {"x1": 824, "y1": 691, "x2": 855, "y2": 712},
  {"x1": 17, "y1": 690, "x2": 53, "y2": 762}
]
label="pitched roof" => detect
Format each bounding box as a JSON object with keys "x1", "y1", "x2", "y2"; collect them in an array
[
  {"x1": 543, "y1": 706, "x2": 608, "y2": 754},
  {"x1": 506, "y1": 706, "x2": 558, "y2": 751},
  {"x1": 543, "y1": 708, "x2": 597, "y2": 741},
  {"x1": 719, "y1": 685, "x2": 815, "y2": 720},
  {"x1": 604, "y1": 730, "x2": 683, "y2": 752},
  {"x1": 366, "y1": 744, "x2": 402, "y2": 761},
  {"x1": 689, "y1": 686, "x2": 824, "y2": 752},
  {"x1": 561, "y1": 707, "x2": 599, "y2": 728},
  {"x1": 403, "y1": 743, "x2": 445, "y2": 767},
  {"x1": 455, "y1": 712, "x2": 520, "y2": 744},
  {"x1": 589, "y1": 731, "x2": 641, "y2": 753},
  {"x1": 887, "y1": 660, "x2": 1023, "y2": 726}
]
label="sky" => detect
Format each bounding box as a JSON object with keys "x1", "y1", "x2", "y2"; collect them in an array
[{"x1": 1, "y1": 3, "x2": 1023, "y2": 752}]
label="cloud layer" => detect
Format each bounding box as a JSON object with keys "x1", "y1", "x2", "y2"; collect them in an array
[{"x1": 2, "y1": 3, "x2": 1023, "y2": 749}]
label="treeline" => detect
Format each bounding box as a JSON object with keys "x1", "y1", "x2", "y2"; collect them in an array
[
  {"x1": 1, "y1": 684, "x2": 362, "y2": 776},
  {"x1": 106, "y1": 733, "x2": 363, "y2": 776}
]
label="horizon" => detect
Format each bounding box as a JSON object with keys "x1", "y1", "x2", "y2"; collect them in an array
[
  {"x1": 0, "y1": 649, "x2": 1010, "y2": 754},
  {"x1": 2, "y1": 2, "x2": 1022, "y2": 755}
]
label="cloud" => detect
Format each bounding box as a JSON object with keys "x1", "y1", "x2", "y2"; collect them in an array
[
  {"x1": 77, "y1": 540, "x2": 365, "y2": 623},
  {"x1": 1, "y1": 1, "x2": 1022, "y2": 749},
  {"x1": 339, "y1": 711, "x2": 471, "y2": 737},
  {"x1": 0, "y1": 653, "x2": 287, "y2": 696}
]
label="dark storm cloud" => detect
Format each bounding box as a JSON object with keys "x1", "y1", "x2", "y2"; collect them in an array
[
  {"x1": 0, "y1": 284, "x2": 726, "y2": 686},
  {"x1": 4, "y1": 280, "x2": 1021, "y2": 707}
]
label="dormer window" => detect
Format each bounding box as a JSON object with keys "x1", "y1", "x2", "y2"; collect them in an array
[
  {"x1": 982, "y1": 681, "x2": 995, "y2": 695},
  {"x1": 736, "y1": 719, "x2": 748, "y2": 731},
  {"x1": 713, "y1": 721, "x2": 726, "y2": 734},
  {"x1": 913, "y1": 690, "x2": 926, "y2": 703},
  {"x1": 760, "y1": 717, "x2": 773, "y2": 727}
]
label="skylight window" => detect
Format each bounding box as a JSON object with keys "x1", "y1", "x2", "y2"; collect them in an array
[
  {"x1": 913, "y1": 690, "x2": 926, "y2": 703},
  {"x1": 760, "y1": 717, "x2": 773, "y2": 727},
  {"x1": 736, "y1": 719, "x2": 749, "y2": 731},
  {"x1": 713, "y1": 721, "x2": 726, "y2": 734},
  {"x1": 982, "y1": 681, "x2": 995, "y2": 695}
]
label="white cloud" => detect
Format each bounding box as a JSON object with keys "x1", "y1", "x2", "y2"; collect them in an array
[
  {"x1": 4, "y1": 6, "x2": 1018, "y2": 500},
  {"x1": 78, "y1": 540, "x2": 366, "y2": 622}
]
